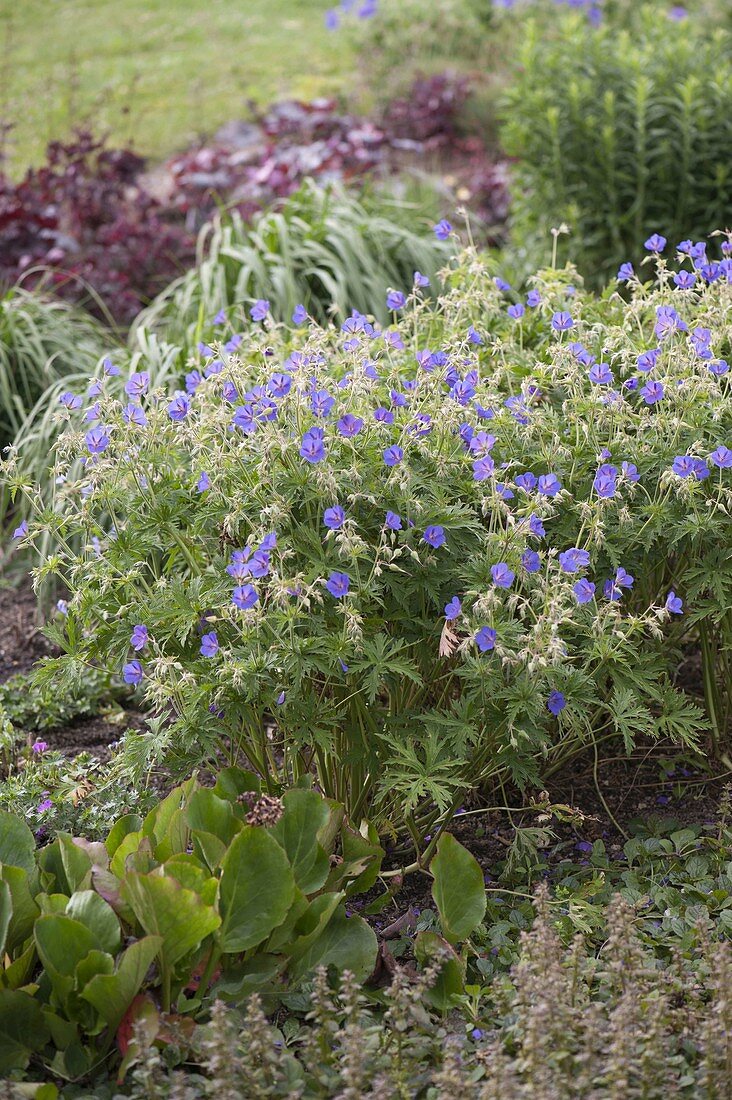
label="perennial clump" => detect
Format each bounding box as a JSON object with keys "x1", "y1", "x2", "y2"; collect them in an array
[{"x1": 12, "y1": 235, "x2": 731, "y2": 832}]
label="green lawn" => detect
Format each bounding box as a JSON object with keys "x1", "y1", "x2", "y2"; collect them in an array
[{"x1": 0, "y1": 0, "x2": 352, "y2": 175}]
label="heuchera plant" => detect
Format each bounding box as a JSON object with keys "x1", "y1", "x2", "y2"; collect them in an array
[{"x1": 13, "y1": 233, "x2": 732, "y2": 840}]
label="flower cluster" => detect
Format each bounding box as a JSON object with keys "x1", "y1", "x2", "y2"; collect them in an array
[{"x1": 28, "y1": 234, "x2": 731, "y2": 824}]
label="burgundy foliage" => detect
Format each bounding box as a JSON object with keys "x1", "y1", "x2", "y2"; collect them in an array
[
  {"x1": 0, "y1": 132, "x2": 194, "y2": 325},
  {"x1": 0, "y1": 75, "x2": 510, "y2": 325}
]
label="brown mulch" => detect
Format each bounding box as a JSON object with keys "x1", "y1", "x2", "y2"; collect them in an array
[
  {"x1": 0, "y1": 579, "x2": 55, "y2": 680},
  {"x1": 0, "y1": 577, "x2": 145, "y2": 757}
]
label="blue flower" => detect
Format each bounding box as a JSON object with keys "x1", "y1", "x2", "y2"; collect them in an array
[
  {"x1": 573, "y1": 579, "x2": 595, "y2": 604},
  {"x1": 559, "y1": 547, "x2": 590, "y2": 573},
  {"x1": 433, "y1": 219, "x2": 452, "y2": 240},
  {"x1": 268, "y1": 372, "x2": 292, "y2": 398},
  {"x1": 551, "y1": 311, "x2": 574, "y2": 332},
  {"x1": 673, "y1": 270, "x2": 696, "y2": 289},
  {"x1": 325, "y1": 8, "x2": 339, "y2": 29},
  {"x1": 522, "y1": 550, "x2": 541, "y2": 573},
  {"x1": 385, "y1": 511, "x2": 402, "y2": 530},
  {"x1": 85, "y1": 426, "x2": 111, "y2": 454},
  {"x1": 125, "y1": 371, "x2": 149, "y2": 398},
  {"x1": 59, "y1": 391, "x2": 82, "y2": 410},
  {"x1": 130, "y1": 624, "x2": 148, "y2": 651},
  {"x1": 617, "y1": 262, "x2": 634, "y2": 282},
  {"x1": 637, "y1": 348, "x2": 661, "y2": 372},
  {"x1": 468, "y1": 326, "x2": 484, "y2": 345},
  {"x1": 123, "y1": 404, "x2": 147, "y2": 428},
  {"x1": 644, "y1": 233, "x2": 667, "y2": 252},
  {"x1": 383, "y1": 445, "x2": 404, "y2": 467},
  {"x1": 473, "y1": 456, "x2": 495, "y2": 481},
  {"x1": 200, "y1": 631, "x2": 219, "y2": 657},
  {"x1": 621, "y1": 461, "x2": 640, "y2": 483},
  {"x1": 196, "y1": 471, "x2": 210, "y2": 492},
  {"x1": 507, "y1": 303, "x2": 525, "y2": 320},
  {"x1": 386, "y1": 290, "x2": 406, "y2": 311},
  {"x1": 710, "y1": 445, "x2": 732, "y2": 468},
  {"x1": 640, "y1": 380, "x2": 664, "y2": 404},
  {"x1": 414, "y1": 271, "x2": 430, "y2": 287},
  {"x1": 593, "y1": 464, "x2": 617, "y2": 498},
  {"x1": 123, "y1": 660, "x2": 143, "y2": 686},
  {"x1": 665, "y1": 591, "x2": 683, "y2": 614},
  {"x1": 300, "y1": 427, "x2": 326, "y2": 463},
  {"x1": 103, "y1": 357, "x2": 120, "y2": 376},
  {"x1": 232, "y1": 584, "x2": 259, "y2": 610},
  {"x1": 168, "y1": 392, "x2": 190, "y2": 421},
  {"x1": 337, "y1": 413, "x2": 364, "y2": 437},
  {"x1": 250, "y1": 299, "x2": 270, "y2": 321},
  {"x1": 547, "y1": 691, "x2": 566, "y2": 715},
  {"x1": 515, "y1": 472, "x2": 538, "y2": 492},
  {"x1": 444, "y1": 596, "x2": 461, "y2": 620},
  {"x1": 423, "y1": 525, "x2": 446, "y2": 549},
  {"x1": 248, "y1": 550, "x2": 271, "y2": 578},
  {"x1": 324, "y1": 505, "x2": 346, "y2": 530},
  {"x1": 708, "y1": 360, "x2": 729, "y2": 377},
  {"x1": 12, "y1": 519, "x2": 28, "y2": 539},
  {"x1": 538, "y1": 473, "x2": 562, "y2": 497},
  {"x1": 326, "y1": 571, "x2": 350, "y2": 598},
  {"x1": 494, "y1": 277, "x2": 511, "y2": 292},
  {"x1": 491, "y1": 562, "x2": 515, "y2": 588},
  {"x1": 374, "y1": 407, "x2": 395, "y2": 424},
  {"x1": 528, "y1": 514, "x2": 546, "y2": 538},
  {"x1": 475, "y1": 626, "x2": 496, "y2": 652},
  {"x1": 292, "y1": 304, "x2": 308, "y2": 324},
  {"x1": 310, "y1": 389, "x2": 335, "y2": 418},
  {"x1": 588, "y1": 362, "x2": 614, "y2": 385},
  {"x1": 526, "y1": 290, "x2": 541, "y2": 307}
]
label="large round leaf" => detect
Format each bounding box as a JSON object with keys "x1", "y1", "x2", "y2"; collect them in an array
[{"x1": 218, "y1": 826, "x2": 295, "y2": 953}]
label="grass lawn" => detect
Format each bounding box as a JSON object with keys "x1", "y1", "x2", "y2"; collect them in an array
[{"x1": 0, "y1": 0, "x2": 352, "y2": 175}]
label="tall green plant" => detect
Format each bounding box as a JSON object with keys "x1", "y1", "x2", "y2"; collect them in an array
[{"x1": 502, "y1": 13, "x2": 732, "y2": 283}]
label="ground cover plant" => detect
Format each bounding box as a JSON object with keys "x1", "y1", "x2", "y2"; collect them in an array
[{"x1": 9, "y1": 232, "x2": 731, "y2": 851}]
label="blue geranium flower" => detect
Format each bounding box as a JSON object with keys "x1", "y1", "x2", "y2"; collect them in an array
[
  {"x1": 475, "y1": 626, "x2": 496, "y2": 652},
  {"x1": 325, "y1": 572, "x2": 350, "y2": 598}
]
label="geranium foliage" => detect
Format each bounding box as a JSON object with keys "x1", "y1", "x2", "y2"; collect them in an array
[{"x1": 13, "y1": 237, "x2": 732, "y2": 835}]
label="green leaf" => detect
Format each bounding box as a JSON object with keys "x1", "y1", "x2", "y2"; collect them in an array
[
  {"x1": 106, "y1": 814, "x2": 143, "y2": 858},
  {"x1": 288, "y1": 905, "x2": 377, "y2": 981},
  {"x1": 82, "y1": 936, "x2": 163, "y2": 1034},
  {"x1": 218, "y1": 827, "x2": 295, "y2": 953},
  {"x1": 0, "y1": 881, "x2": 11, "y2": 959},
  {"x1": 0, "y1": 990, "x2": 50, "y2": 1074},
  {"x1": 121, "y1": 871, "x2": 221, "y2": 972},
  {"x1": 430, "y1": 832, "x2": 486, "y2": 944},
  {"x1": 65, "y1": 891, "x2": 122, "y2": 955},
  {"x1": 270, "y1": 790, "x2": 330, "y2": 893},
  {"x1": 279, "y1": 892, "x2": 344, "y2": 961},
  {"x1": 187, "y1": 789, "x2": 238, "y2": 846},
  {"x1": 38, "y1": 834, "x2": 91, "y2": 895},
  {"x1": 0, "y1": 811, "x2": 36, "y2": 874},
  {"x1": 34, "y1": 916, "x2": 98, "y2": 1009},
  {"x1": 0, "y1": 865, "x2": 38, "y2": 955},
  {"x1": 414, "y1": 930, "x2": 465, "y2": 1010}
]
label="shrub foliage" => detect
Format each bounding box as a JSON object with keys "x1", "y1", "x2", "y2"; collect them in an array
[{"x1": 502, "y1": 13, "x2": 732, "y2": 283}]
